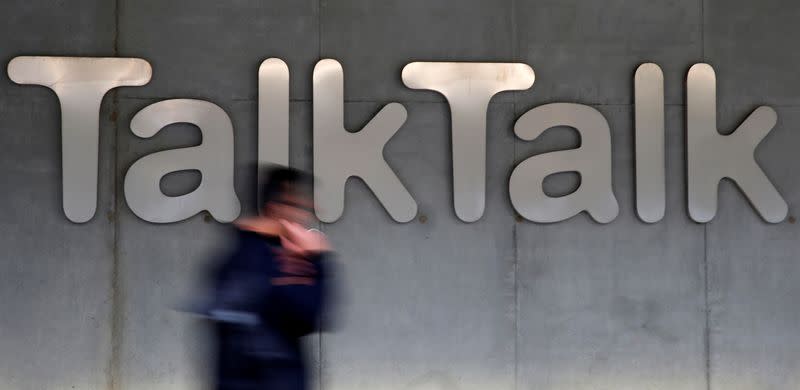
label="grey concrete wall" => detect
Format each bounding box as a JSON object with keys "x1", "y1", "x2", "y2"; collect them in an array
[{"x1": 0, "y1": 1, "x2": 798, "y2": 389}]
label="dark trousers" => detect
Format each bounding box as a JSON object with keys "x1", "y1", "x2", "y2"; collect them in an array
[{"x1": 215, "y1": 326, "x2": 306, "y2": 390}]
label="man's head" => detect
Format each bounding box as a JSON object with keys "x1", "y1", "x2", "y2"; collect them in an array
[{"x1": 259, "y1": 165, "x2": 314, "y2": 225}]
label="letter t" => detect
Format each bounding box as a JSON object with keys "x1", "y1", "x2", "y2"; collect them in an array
[{"x1": 8, "y1": 56, "x2": 151, "y2": 223}]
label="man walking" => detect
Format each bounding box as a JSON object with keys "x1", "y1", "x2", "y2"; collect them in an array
[{"x1": 208, "y1": 166, "x2": 333, "y2": 390}]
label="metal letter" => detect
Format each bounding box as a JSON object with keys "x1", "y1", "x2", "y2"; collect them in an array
[
  {"x1": 258, "y1": 58, "x2": 290, "y2": 207},
  {"x1": 7, "y1": 56, "x2": 152, "y2": 223},
  {"x1": 124, "y1": 99, "x2": 241, "y2": 223},
  {"x1": 687, "y1": 64, "x2": 788, "y2": 223},
  {"x1": 635, "y1": 63, "x2": 666, "y2": 223},
  {"x1": 313, "y1": 59, "x2": 417, "y2": 223},
  {"x1": 402, "y1": 62, "x2": 535, "y2": 222},
  {"x1": 510, "y1": 103, "x2": 619, "y2": 223}
]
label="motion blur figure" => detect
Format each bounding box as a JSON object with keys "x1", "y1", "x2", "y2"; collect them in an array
[{"x1": 206, "y1": 166, "x2": 334, "y2": 390}]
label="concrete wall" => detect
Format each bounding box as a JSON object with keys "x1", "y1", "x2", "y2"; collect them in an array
[{"x1": 1, "y1": 1, "x2": 798, "y2": 389}]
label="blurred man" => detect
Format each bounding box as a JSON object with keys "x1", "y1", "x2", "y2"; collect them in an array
[{"x1": 208, "y1": 166, "x2": 333, "y2": 390}]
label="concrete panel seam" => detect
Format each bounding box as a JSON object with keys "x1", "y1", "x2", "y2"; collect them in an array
[
  {"x1": 109, "y1": 1, "x2": 122, "y2": 389},
  {"x1": 701, "y1": 0, "x2": 705, "y2": 61},
  {"x1": 512, "y1": 100, "x2": 519, "y2": 390},
  {"x1": 704, "y1": 224, "x2": 711, "y2": 390},
  {"x1": 318, "y1": 221, "x2": 325, "y2": 390}
]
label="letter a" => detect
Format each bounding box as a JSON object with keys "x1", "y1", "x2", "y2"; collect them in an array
[
  {"x1": 687, "y1": 64, "x2": 788, "y2": 223},
  {"x1": 313, "y1": 59, "x2": 417, "y2": 223},
  {"x1": 510, "y1": 103, "x2": 619, "y2": 223},
  {"x1": 124, "y1": 99, "x2": 241, "y2": 223}
]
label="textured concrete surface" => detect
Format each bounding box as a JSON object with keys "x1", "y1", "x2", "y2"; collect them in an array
[
  {"x1": 514, "y1": 106, "x2": 706, "y2": 390},
  {"x1": 0, "y1": 90, "x2": 116, "y2": 390},
  {"x1": 320, "y1": 0, "x2": 514, "y2": 103},
  {"x1": 705, "y1": 0, "x2": 800, "y2": 107},
  {"x1": 118, "y1": 0, "x2": 319, "y2": 101},
  {"x1": 1, "y1": 1, "x2": 800, "y2": 389},
  {"x1": 706, "y1": 105, "x2": 800, "y2": 390},
  {"x1": 515, "y1": 0, "x2": 702, "y2": 106},
  {"x1": 0, "y1": 1, "x2": 116, "y2": 389},
  {"x1": 320, "y1": 102, "x2": 517, "y2": 390}
]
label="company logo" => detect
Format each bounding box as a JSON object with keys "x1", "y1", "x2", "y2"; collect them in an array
[{"x1": 7, "y1": 57, "x2": 789, "y2": 224}]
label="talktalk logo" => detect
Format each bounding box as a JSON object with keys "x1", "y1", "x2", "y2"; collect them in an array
[{"x1": 6, "y1": 56, "x2": 789, "y2": 225}]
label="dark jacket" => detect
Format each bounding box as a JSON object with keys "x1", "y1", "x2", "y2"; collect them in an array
[{"x1": 210, "y1": 228, "x2": 332, "y2": 362}]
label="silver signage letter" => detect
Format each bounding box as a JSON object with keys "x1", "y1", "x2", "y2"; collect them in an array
[
  {"x1": 687, "y1": 64, "x2": 788, "y2": 223},
  {"x1": 313, "y1": 59, "x2": 417, "y2": 223},
  {"x1": 7, "y1": 56, "x2": 152, "y2": 223},
  {"x1": 510, "y1": 103, "x2": 619, "y2": 223},
  {"x1": 124, "y1": 99, "x2": 241, "y2": 223},
  {"x1": 258, "y1": 58, "x2": 290, "y2": 207},
  {"x1": 635, "y1": 63, "x2": 666, "y2": 223},
  {"x1": 402, "y1": 62, "x2": 535, "y2": 222}
]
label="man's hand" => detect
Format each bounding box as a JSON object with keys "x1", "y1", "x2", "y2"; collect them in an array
[{"x1": 279, "y1": 220, "x2": 331, "y2": 255}]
